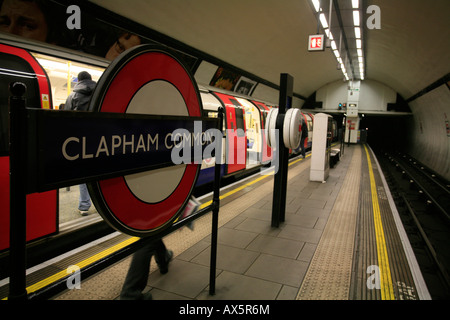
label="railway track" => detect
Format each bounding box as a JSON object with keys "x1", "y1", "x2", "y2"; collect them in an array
[{"x1": 377, "y1": 150, "x2": 450, "y2": 299}]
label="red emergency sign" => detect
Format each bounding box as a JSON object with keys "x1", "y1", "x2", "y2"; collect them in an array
[{"x1": 308, "y1": 34, "x2": 325, "y2": 51}]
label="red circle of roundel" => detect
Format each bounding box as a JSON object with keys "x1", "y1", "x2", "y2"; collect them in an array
[{"x1": 89, "y1": 45, "x2": 202, "y2": 236}]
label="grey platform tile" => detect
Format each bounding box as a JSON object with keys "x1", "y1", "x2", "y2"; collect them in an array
[
  {"x1": 191, "y1": 244, "x2": 260, "y2": 274},
  {"x1": 222, "y1": 216, "x2": 246, "y2": 229},
  {"x1": 216, "y1": 227, "x2": 259, "y2": 248},
  {"x1": 235, "y1": 217, "x2": 281, "y2": 236},
  {"x1": 177, "y1": 240, "x2": 210, "y2": 262},
  {"x1": 297, "y1": 243, "x2": 317, "y2": 262},
  {"x1": 283, "y1": 213, "x2": 318, "y2": 228},
  {"x1": 197, "y1": 271, "x2": 281, "y2": 300},
  {"x1": 149, "y1": 259, "x2": 211, "y2": 299},
  {"x1": 149, "y1": 288, "x2": 191, "y2": 300},
  {"x1": 245, "y1": 254, "x2": 309, "y2": 287},
  {"x1": 277, "y1": 225, "x2": 323, "y2": 244},
  {"x1": 295, "y1": 206, "x2": 330, "y2": 218},
  {"x1": 240, "y1": 206, "x2": 272, "y2": 221},
  {"x1": 314, "y1": 217, "x2": 328, "y2": 230},
  {"x1": 246, "y1": 234, "x2": 303, "y2": 259},
  {"x1": 299, "y1": 198, "x2": 327, "y2": 209},
  {"x1": 309, "y1": 191, "x2": 334, "y2": 201},
  {"x1": 276, "y1": 285, "x2": 300, "y2": 300}
]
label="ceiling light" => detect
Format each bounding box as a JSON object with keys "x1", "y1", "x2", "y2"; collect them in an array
[
  {"x1": 357, "y1": 49, "x2": 363, "y2": 57},
  {"x1": 352, "y1": 0, "x2": 359, "y2": 9},
  {"x1": 353, "y1": 10, "x2": 360, "y2": 26},
  {"x1": 333, "y1": 49, "x2": 340, "y2": 58},
  {"x1": 320, "y1": 13, "x2": 328, "y2": 28},
  {"x1": 331, "y1": 41, "x2": 337, "y2": 50},
  {"x1": 325, "y1": 29, "x2": 334, "y2": 40},
  {"x1": 356, "y1": 39, "x2": 362, "y2": 49},
  {"x1": 354, "y1": 27, "x2": 361, "y2": 38},
  {"x1": 358, "y1": 56, "x2": 363, "y2": 63},
  {"x1": 312, "y1": 0, "x2": 320, "y2": 12}
]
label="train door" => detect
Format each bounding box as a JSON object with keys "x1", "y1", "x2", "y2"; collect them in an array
[
  {"x1": 0, "y1": 44, "x2": 57, "y2": 251},
  {"x1": 236, "y1": 98, "x2": 262, "y2": 168},
  {"x1": 213, "y1": 92, "x2": 247, "y2": 175},
  {"x1": 250, "y1": 100, "x2": 273, "y2": 163}
]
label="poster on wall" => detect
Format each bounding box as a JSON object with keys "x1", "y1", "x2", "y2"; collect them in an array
[{"x1": 209, "y1": 67, "x2": 241, "y2": 91}]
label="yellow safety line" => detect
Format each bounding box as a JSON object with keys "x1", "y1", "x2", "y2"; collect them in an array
[
  {"x1": 10, "y1": 152, "x2": 313, "y2": 298},
  {"x1": 26, "y1": 237, "x2": 140, "y2": 296},
  {"x1": 364, "y1": 145, "x2": 395, "y2": 300}
]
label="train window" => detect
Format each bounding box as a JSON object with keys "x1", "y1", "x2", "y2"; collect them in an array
[
  {"x1": 235, "y1": 107, "x2": 245, "y2": 137},
  {"x1": 0, "y1": 52, "x2": 40, "y2": 156},
  {"x1": 31, "y1": 53, "x2": 104, "y2": 109}
]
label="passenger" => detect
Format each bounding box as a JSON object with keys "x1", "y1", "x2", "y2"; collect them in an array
[
  {"x1": 120, "y1": 239, "x2": 173, "y2": 300},
  {"x1": 64, "y1": 71, "x2": 96, "y2": 215},
  {"x1": 300, "y1": 118, "x2": 308, "y2": 158}
]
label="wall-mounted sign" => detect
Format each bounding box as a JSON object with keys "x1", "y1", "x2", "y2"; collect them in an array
[
  {"x1": 308, "y1": 34, "x2": 325, "y2": 51},
  {"x1": 82, "y1": 45, "x2": 208, "y2": 236}
]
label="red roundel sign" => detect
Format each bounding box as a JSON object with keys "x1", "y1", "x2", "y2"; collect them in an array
[{"x1": 88, "y1": 45, "x2": 202, "y2": 236}]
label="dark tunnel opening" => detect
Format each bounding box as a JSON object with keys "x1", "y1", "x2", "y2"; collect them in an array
[{"x1": 359, "y1": 115, "x2": 413, "y2": 153}]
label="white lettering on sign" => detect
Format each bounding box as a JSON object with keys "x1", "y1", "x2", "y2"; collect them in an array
[
  {"x1": 60, "y1": 121, "x2": 218, "y2": 162},
  {"x1": 62, "y1": 133, "x2": 160, "y2": 161}
]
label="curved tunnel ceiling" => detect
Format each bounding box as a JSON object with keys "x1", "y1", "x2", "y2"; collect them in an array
[{"x1": 90, "y1": 0, "x2": 450, "y2": 100}]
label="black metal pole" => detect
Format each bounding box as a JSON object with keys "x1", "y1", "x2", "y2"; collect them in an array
[
  {"x1": 209, "y1": 107, "x2": 223, "y2": 295},
  {"x1": 8, "y1": 82, "x2": 28, "y2": 300},
  {"x1": 272, "y1": 74, "x2": 293, "y2": 227}
]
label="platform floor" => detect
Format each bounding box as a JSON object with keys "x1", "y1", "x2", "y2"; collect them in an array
[{"x1": 42, "y1": 144, "x2": 428, "y2": 300}]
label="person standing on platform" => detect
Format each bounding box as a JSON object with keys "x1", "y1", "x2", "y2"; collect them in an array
[
  {"x1": 64, "y1": 71, "x2": 96, "y2": 215},
  {"x1": 300, "y1": 118, "x2": 308, "y2": 158},
  {"x1": 120, "y1": 239, "x2": 173, "y2": 300}
]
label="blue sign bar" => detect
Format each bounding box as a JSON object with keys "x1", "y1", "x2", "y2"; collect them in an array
[{"x1": 27, "y1": 109, "x2": 219, "y2": 192}]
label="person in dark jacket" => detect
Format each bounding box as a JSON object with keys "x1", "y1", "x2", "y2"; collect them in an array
[
  {"x1": 300, "y1": 118, "x2": 308, "y2": 158},
  {"x1": 64, "y1": 71, "x2": 96, "y2": 215},
  {"x1": 64, "y1": 71, "x2": 96, "y2": 111}
]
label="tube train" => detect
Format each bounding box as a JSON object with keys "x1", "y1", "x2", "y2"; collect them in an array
[{"x1": 0, "y1": 40, "x2": 336, "y2": 251}]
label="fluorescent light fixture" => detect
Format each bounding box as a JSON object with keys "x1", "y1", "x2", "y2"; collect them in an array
[
  {"x1": 312, "y1": 0, "x2": 320, "y2": 12},
  {"x1": 337, "y1": 57, "x2": 343, "y2": 64},
  {"x1": 319, "y1": 13, "x2": 328, "y2": 28},
  {"x1": 359, "y1": 63, "x2": 364, "y2": 70},
  {"x1": 357, "y1": 49, "x2": 363, "y2": 57},
  {"x1": 331, "y1": 41, "x2": 337, "y2": 50},
  {"x1": 353, "y1": 10, "x2": 360, "y2": 26},
  {"x1": 358, "y1": 56, "x2": 363, "y2": 63},
  {"x1": 352, "y1": 0, "x2": 359, "y2": 9},
  {"x1": 354, "y1": 27, "x2": 361, "y2": 38},
  {"x1": 356, "y1": 39, "x2": 362, "y2": 49},
  {"x1": 333, "y1": 49, "x2": 340, "y2": 58}
]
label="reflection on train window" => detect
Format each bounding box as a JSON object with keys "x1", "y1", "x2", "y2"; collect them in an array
[
  {"x1": 0, "y1": 52, "x2": 40, "y2": 155},
  {"x1": 31, "y1": 53, "x2": 104, "y2": 109}
]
